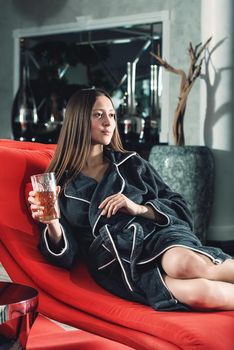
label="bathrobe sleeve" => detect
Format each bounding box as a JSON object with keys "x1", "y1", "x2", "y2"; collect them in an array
[{"x1": 39, "y1": 204, "x2": 79, "y2": 269}]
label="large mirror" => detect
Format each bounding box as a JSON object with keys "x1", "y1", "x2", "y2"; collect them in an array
[{"x1": 12, "y1": 12, "x2": 169, "y2": 148}]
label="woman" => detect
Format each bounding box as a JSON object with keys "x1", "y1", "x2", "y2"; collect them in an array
[{"x1": 29, "y1": 88, "x2": 234, "y2": 312}]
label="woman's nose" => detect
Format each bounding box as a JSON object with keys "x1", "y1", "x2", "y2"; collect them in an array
[{"x1": 103, "y1": 115, "x2": 111, "y2": 125}]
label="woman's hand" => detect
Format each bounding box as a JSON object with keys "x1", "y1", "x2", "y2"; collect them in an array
[
  {"x1": 28, "y1": 187, "x2": 63, "y2": 244},
  {"x1": 28, "y1": 189, "x2": 46, "y2": 223},
  {"x1": 28, "y1": 187, "x2": 60, "y2": 225},
  {"x1": 99, "y1": 193, "x2": 167, "y2": 222},
  {"x1": 99, "y1": 193, "x2": 145, "y2": 218}
]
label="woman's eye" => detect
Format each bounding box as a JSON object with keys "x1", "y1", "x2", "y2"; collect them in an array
[
  {"x1": 92, "y1": 112, "x2": 115, "y2": 119},
  {"x1": 93, "y1": 112, "x2": 103, "y2": 119}
]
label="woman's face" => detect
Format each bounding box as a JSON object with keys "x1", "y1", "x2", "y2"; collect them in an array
[{"x1": 90, "y1": 95, "x2": 116, "y2": 145}]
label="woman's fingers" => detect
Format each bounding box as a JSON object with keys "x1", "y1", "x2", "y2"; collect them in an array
[
  {"x1": 28, "y1": 190, "x2": 43, "y2": 221},
  {"x1": 105, "y1": 197, "x2": 124, "y2": 217},
  {"x1": 28, "y1": 190, "x2": 38, "y2": 204},
  {"x1": 99, "y1": 196, "x2": 115, "y2": 216},
  {"x1": 28, "y1": 187, "x2": 61, "y2": 223},
  {"x1": 99, "y1": 193, "x2": 132, "y2": 217},
  {"x1": 99, "y1": 193, "x2": 118, "y2": 209}
]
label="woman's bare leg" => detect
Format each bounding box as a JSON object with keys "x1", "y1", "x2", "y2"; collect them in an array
[
  {"x1": 164, "y1": 276, "x2": 234, "y2": 310},
  {"x1": 161, "y1": 247, "x2": 234, "y2": 283}
]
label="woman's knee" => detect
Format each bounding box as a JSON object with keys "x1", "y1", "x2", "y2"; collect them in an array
[
  {"x1": 161, "y1": 247, "x2": 210, "y2": 279},
  {"x1": 161, "y1": 248, "x2": 199, "y2": 278}
]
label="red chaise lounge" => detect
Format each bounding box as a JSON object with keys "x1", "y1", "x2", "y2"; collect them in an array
[{"x1": 0, "y1": 139, "x2": 234, "y2": 350}]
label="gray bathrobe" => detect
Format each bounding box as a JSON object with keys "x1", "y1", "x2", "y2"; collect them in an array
[{"x1": 40, "y1": 149, "x2": 231, "y2": 311}]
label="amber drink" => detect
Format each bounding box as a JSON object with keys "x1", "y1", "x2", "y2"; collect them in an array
[{"x1": 31, "y1": 172, "x2": 60, "y2": 221}]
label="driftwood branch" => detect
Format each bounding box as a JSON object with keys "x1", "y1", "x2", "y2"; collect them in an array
[{"x1": 150, "y1": 36, "x2": 212, "y2": 145}]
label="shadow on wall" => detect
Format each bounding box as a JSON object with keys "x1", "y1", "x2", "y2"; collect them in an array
[
  {"x1": 201, "y1": 37, "x2": 234, "y2": 148},
  {"x1": 12, "y1": 0, "x2": 69, "y2": 24}
]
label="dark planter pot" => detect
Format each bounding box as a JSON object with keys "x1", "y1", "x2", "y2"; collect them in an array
[{"x1": 149, "y1": 145, "x2": 215, "y2": 243}]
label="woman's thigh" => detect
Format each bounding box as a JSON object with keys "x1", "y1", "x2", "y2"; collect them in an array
[{"x1": 164, "y1": 275, "x2": 234, "y2": 310}]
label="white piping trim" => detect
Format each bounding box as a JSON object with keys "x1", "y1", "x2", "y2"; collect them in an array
[
  {"x1": 157, "y1": 267, "x2": 177, "y2": 302},
  {"x1": 64, "y1": 184, "x2": 91, "y2": 204},
  {"x1": 114, "y1": 164, "x2": 125, "y2": 193},
  {"x1": 102, "y1": 243, "x2": 111, "y2": 252},
  {"x1": 145, "y1": 201, "x2": 170, "y2": 226},
  {"x1": 64, "y1": 193, "x2": 90, "y2": 204},
  {"x1": 181, "y1": 246, "x2": 224, "y2": 264},
  {"x1": 123, "y1": 217, "x2": 136, "y2": 228},
  {"x1": 92, "y1": 213, "x2": 103, "y2": 238},
  {"x1": 92, "y1": 160, "x2": 127, "y2": 238},
  {"x1": 64, "y1": 184, "x2": 98, "y2": 238},
  {"x1": 129, "y1": 224, "x2": 137, "y2": 261},
  {"x1": 43, "y1": 225, "x2": 68, "y2": 256},
  {"x1": 137, "y1": 244, "x2": 221, "y2": 265},
  {"x1": 105, "y1": 225, "x2": 133, "y2": 291},
  {"x1": 115, "y1": 152, "x2": 136, "y2": 166},
  {"x1": 144, "y1": 228, "x2": 156, "y2": 240},
  {"x1": 98, "y1": 258, "x2": 117, "y2": 270}
]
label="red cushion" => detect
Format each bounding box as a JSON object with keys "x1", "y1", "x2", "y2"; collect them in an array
[
  {"x1": 2, "y1": 225, "x2": 234, "y2": 350},
  {"x1": 0, "y1": 139, "x2": 56, "y2": 151},
  {"x1": 1, "y1": 139, "x2": 234, "y2": 350},
  {"x1": 27, "y1": 315, "x2": 136, "y2": 350},
  {"x1": 0, "y1": 145, "x2": 54, "y2": 233}
]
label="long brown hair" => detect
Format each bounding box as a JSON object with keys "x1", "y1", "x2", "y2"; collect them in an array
[{"x1": 47, "y1": 88, "x2": 126, "y2": 185}]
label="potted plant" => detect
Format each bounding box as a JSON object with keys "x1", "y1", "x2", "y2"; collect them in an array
[{"x1": 148, "y1": 38, "x2": 213, "y2": 243}]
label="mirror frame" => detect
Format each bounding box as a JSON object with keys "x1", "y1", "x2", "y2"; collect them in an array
[{"x1": 13, "y1": 10, "x2": 170, "y2": 143}]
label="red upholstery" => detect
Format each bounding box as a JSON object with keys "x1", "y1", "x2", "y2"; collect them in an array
[
  {"x1": 27, "y1": 315, "x2": 135, "y2": 350},
  {"x1": 0, "y1": 139, "x2": 234, "y2": 350}
]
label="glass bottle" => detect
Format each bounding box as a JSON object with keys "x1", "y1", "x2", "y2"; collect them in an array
[
  {"x1": 149, "y1": 64, "x2": 160, "y2": 144},
  {"x1": 12, "y1": 55, "x2": 38, "y2": 141},
  {"x1": 118, "y1": 62, "x2": 145, "y2": 147}
]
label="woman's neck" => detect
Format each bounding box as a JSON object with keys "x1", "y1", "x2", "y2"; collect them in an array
[
  {"x1": 86, "y1": 145, "x2": 105, "y2": 168},
  {"x1": 81, "y1": 145, "x2": 109, "y2": 182}
]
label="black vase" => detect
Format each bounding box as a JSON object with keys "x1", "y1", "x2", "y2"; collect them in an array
[
  {"x1": 12, "y1": 61, "x2": 38, "y2": 141},
  {"x1": 33, "y1": 92, "x2": 65, "y2": 143}
]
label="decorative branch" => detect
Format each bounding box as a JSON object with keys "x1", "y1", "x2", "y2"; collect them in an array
[{"x1": 151, "y1": 36, "x2": 212, "y2": 145}]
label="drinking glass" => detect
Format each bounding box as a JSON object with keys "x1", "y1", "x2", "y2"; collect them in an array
[{"x1": 30, "y1": 172, "x2": 60, "y2": 221}]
